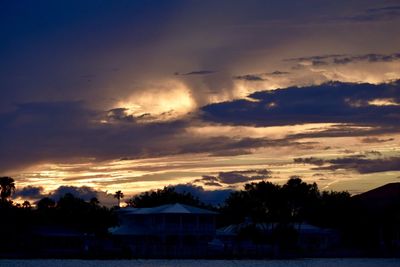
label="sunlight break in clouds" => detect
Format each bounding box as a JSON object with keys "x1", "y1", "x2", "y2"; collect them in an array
[
  {"x1": 368, "y1": 98, "x2": 400, "y2": 106},
  {"x1": 115, "y1": 80, "x2": 196, "y2": 121},
  {"x1": 1, "y1": 1, "x2": 400, "y2": 202}
]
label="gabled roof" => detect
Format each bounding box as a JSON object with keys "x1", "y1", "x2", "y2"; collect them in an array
[
  {"x1": 121, "y1": 203, "x2": 217, "y2": 215},
  {"x1": 353, "y1": 182, "x2": 400, "y2": 210},
  {"x1": 354, "y1": 182, "x2": 400, "y2": 201}
]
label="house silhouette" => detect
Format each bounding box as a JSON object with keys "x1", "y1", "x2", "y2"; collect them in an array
[{"x1": 110, "y1": 203, "x2": 218, "y2": 257}]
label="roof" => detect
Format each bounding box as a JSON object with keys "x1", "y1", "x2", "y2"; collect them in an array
[
  {"x1": 111, "y1": 203, "x2": 217, "y2": 236},
  {"x1": 353, "y1": 182, "x2": 400, "y2": 210},
  {"x1": 355, "y1": 183, "x2": 400, "y2": 201},
  {"x1": 119, "y1": 203, "x2": 218, "y2": 215}
]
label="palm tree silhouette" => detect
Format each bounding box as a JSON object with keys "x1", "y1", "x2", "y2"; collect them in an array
[
  {"x1": 0, "y1": 176, "x2": 16, "y2": 204},
  {"x1": 114, "y1": 190, "x2": 124, "y2": 207}
]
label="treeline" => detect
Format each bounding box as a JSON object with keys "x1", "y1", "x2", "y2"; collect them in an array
[
  {"x1": 221, "y1": 177, "x2": 351, "y2": 227},
  {"x1": 125, "y1": 176, "x2": 351, "y2": 229},
  {"x1": 2, "y1": 176, "x2": 349, "y2": 234},
  {"x1": 0, "y1": 178, "x2": 117, "y2": 254},
  {"x1": 1, "y1": 176, "x2": 399, "y2": 255}
]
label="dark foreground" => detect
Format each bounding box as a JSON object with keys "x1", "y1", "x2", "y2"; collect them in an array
[{"x1": 1, "y1": 259, "x2": 400, "y2": 267}]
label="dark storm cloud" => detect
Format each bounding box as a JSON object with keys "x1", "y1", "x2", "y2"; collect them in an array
[
  {"x1": 4, "y1": 81, "x2": 399, "y2": 173},
  {"x1": 50, "y1": 186, "x2": 98, "y2": 201},
  {"x1": 203, "y1": 181, "x2": 224, "y2": 187},
  {"x1": 310, "y1": 60, "x2": 329, "y2": 66},
  {"x1": 1, "y1": 0, "x2": 399, "y2": 116},
  {"x1": 294, "y1": 156, "x2": 400, "y2": 174},
  {"x1": 218, "y1": 169, "x2": 271, "y2": 184},
  {"x1": 0, "y1": 101, "x2": 186, "y2": 171},
  {"x1": 367, "y1": 6, "x2": 400, "y2": 12},
  {"x1": 15, "y1": 184, "x2": 114, "y2": 206},
  {"x1": 294, "y1": 157, "x2": 325, "y2": 166},
  {"x1": 178, "y1": 136, "x2": 312, "y2": 157},
  {"x1": 286, "y1": 54, "x2": 346, "y2": 62},
  {"x1": 361, "y1": 137, "x2": 395, "y2": 143},
  {"x1": 172, "y1": 184, "x2": 232, "y2": 205},
  {"x1": 286, "y1": 124, "x2": 399, "y2": 140},
  {"x1": 45, "y1": 186, "x2": 115, "y2": 206},
  {"x1": 1, "y1": 0, "x2": 400, "y2": 177},
  {"x1": 343, "y1": 5, "x2": 400, "y2": 22},
  {"x1": 0, "y1": 100, "x2": 310, "y2": 172},
  {"x1": 194, "y1": 175, "x2": 221, "y2": 186},
  {"x1": 15, "y1": 186, "x2": 45, "y2": 200},
  {"x1": 321, "y1": 157, "x2": 400, "y2": 174},
  {"x1": 194, "y1": 169, "x2": 271, "y2": 185},
  {"x1": 234, "y1": 74, "x2": 266, "y2": 81},
  {"x1": 365, "y1": 150, "x2": 382, "y2": 156},
  {"x1": 176, "y1": 70, "x2": 216, "y2": 76},
  {"x1": 333, "y1": 53, "x2": 400, "y2": 65},
  {"x1": 0, "y1": 0, "x2": 183, "y2": 111},
  {"x1": 107, "y1": 108, "x2": 136, "y2": 122},
  {"x1": 233, "y1": 71, "x2": 290, "y2": 82},
  {"x1": 268, "y1": 71, "x2": 290, "y2": 75},
  {"x1": 201, "y1": 81, "x2": 400, "y2": 127},
  {"x1": 287, "y1": 53, "x2": 400, "y2": 66}
]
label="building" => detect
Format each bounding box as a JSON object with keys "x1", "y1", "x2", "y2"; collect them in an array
[
  {"x1": 110, "y1": 203, "x2": 218, "y2": 258},
  {"x1": 29, "y1": 226, "x2": 90, "y2": 258},
  {"x1": 353, "y1": 183, "x2": 400, "y2": 254},
  {"x1": 216, "y1": 220, "x2": 277, "y2": 257},
  {"x1": 215, "y1": 220, "x2": 339, "y2": 257},
  {"x1": 296, "y1": 223, "x2": 340, "y2": 253}
]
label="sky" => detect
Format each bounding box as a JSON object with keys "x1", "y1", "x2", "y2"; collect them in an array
[{"x1": 1, "y1": 0, "x2": 400, "y2": 206}]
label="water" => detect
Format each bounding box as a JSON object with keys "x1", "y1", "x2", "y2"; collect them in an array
[{"x1": 0, "y1": 259, "x2": 399, "y2": 267}]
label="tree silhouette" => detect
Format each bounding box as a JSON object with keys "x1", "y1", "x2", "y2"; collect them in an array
[
  {"x1": 22, "y1": 200, "x2": 31, "y2": 209},
  {"x1": 90, "y1": 197, "x2": 100, "y2": 207},
  {"x1": 114, "y1": 190, "x2": 124, "y2": 207},
  {"x1": 0, "y1": 176, "x2": 16, "y2": 205},
  {"x1": 222, "y1": 177, "x2": 322, "y2": 225},
  {"x1": 126, "y1": 186, "x2": 203, "y2": 208},
  {"x1": 222, "y1": 180, "x2": 281, "y2": 224},
  {"x1": 37, "y1": 197, "x2": 56, "y2": 210},
  {"x1": 281, "y1": 176, "x2": 320, "y2": 222}
]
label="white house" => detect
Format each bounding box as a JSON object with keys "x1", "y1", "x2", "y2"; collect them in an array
[{"x1": 110, "y1": 203, "x2": 218, "y2": 257}]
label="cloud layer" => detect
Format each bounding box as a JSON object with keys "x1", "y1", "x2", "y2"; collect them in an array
[
  {"x1": 1, "y1": 1, "x2": 400, "y2": 195},
  {"x1": 295, "y1": 155, "x2": 400, "y2": 174},
  {"x1": 202, "y1": 81, "x2": 400, "y2": 127}
]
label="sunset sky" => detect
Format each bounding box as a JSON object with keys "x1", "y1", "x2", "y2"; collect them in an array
[{"x1": 1, "y1": 0, "x2": 400, "y2": 205}]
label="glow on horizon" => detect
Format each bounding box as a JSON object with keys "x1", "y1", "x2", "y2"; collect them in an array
[{"x1": 12, "y1": 130, "x2": 400, "y2": 197}]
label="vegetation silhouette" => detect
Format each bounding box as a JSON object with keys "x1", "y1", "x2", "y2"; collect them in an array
[
  {"x1": 114, "y1": 190, "x2": 124, "y2": 207},
  {"x1": 126, "y1": 186, "x2": 204, "y2": 208},
  {"x1": 220, "y1": 177, "x2": 322, "y2": 225},
  {"x1": 0, "y1": 176, "x2": 16, "y2": 206},
  {"x1": 0, "y1": 176, "x2": 399, "y2": 258},
  {"x1": 37, "y1": 197, "x2": 56, "y2": 210}
]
